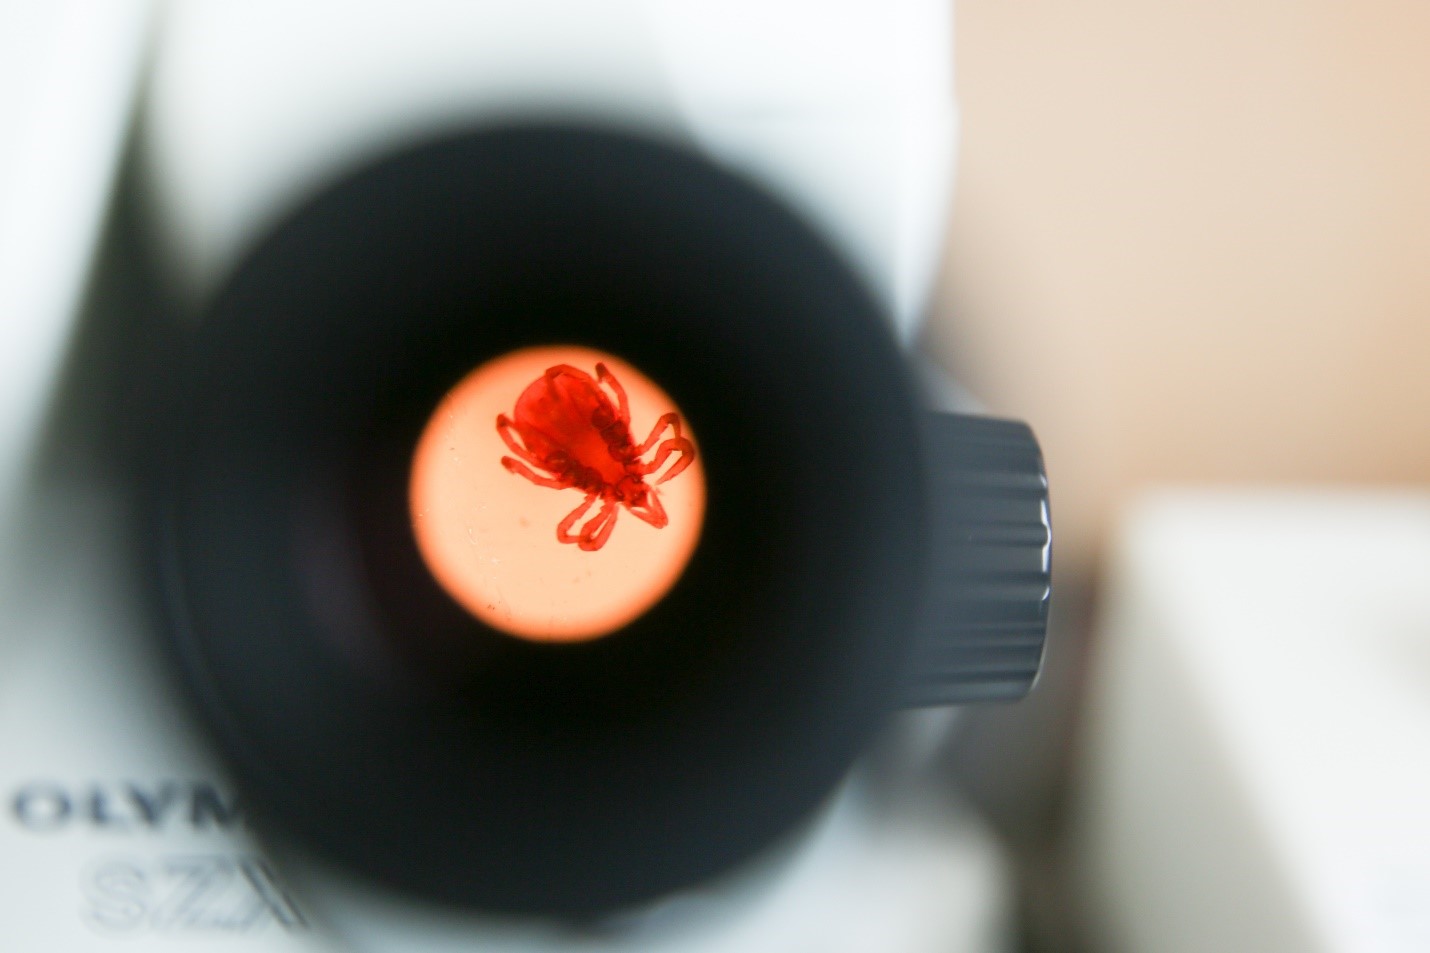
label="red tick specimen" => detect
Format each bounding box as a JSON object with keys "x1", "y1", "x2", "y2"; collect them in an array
[{"x1": 497, "y1": 363, "x2": 695, "y2": 551}]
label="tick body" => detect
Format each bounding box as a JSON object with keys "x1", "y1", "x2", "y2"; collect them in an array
[{"x1": 497, "y1": 363, "x2": 695, "y2": 551}]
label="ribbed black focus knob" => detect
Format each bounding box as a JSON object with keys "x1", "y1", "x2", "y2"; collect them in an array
[{"x1": 905, "y1": 413, "x2": 1052, "y2": 706}]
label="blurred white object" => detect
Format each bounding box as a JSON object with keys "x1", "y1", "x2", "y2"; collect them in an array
[
  {"x1": 1074, "y1": 492, "x2": 1430, "y2": 953},
  {"x1": 0, "y1": 0, "x2": 149, "y2": 603},
  {"x1": 141, "y1": 0, "x2": 957, "y2": 341}
]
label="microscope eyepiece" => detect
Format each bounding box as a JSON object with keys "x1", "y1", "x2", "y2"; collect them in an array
[{"x1": 146, "y1": 124, "x2": 1050, "y2": 914}]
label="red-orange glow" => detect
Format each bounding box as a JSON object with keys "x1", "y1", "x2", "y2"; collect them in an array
[{"x1": 410, "y1": 346, "x2": 705, "y2": 643}]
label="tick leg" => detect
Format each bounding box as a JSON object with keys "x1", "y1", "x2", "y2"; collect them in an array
[
  {"x1": 595, "y1": 363, "x2": 630, "y2": 427},
  {"x1": 632, "y1": 412, "x2": 682, "y2": 456},
  {"x1": 626, "y1": 487, "x2": 669, "y2": 529},
  {"x1": 547, "y1": 364, "x2": 596, "y2": 386},
  {"x1": 636, "y1": 437, "x2": 696, "y2": 484},
  {"x1": 578, "y1": 498, "x2": 620, "y2": 551},
  {"x1": 503, "y1": 457, "x2": 567, "y2": 489},
  {"x1": 556, "y1": 492, "x2": 601, "y2": 543},
  {"x1": 497, "y1": 415, "x2": 549, "y2": 469}
]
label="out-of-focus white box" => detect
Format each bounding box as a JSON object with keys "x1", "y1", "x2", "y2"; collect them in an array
[{"x1": 1073, "y1": 492, "x2": 1430, "y2": 953}]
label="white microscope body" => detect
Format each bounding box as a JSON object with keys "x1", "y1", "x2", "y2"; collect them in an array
[{"x1": 0, "y1": 4, "x2": 1008, "y2": 951}]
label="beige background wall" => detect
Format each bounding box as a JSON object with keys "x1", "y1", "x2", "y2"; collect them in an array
[{"x1": 931, "y1": 0, "x2": 1430, "y2": 580}]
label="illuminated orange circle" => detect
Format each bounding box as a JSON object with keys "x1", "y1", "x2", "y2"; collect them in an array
[{"x1": 409, "y1": 345, "x2": 706, "y2": 642}]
